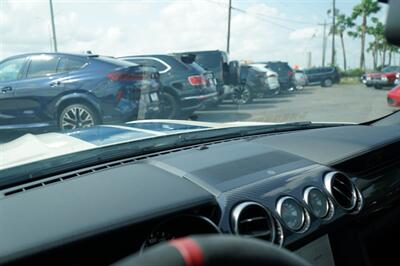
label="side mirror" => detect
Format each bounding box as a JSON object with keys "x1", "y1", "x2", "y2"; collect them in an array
[{"x1": 383, "y1": 0, "x2": 400, "y2": 46}]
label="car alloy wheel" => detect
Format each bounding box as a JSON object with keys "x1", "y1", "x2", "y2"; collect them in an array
[
  {"x1": 232, "y1": 85, "x2": 252, "y2": 104},
  {"x1": 60, "y1": 104, "x2": 97, "y2": 131},
  {"x1": 323, "y1": 79, "x2": 333, "y2": 87}
]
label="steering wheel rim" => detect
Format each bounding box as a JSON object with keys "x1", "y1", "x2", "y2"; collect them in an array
[{"x1": 113, "y1": 235, "x2": 311, "y2": 266}]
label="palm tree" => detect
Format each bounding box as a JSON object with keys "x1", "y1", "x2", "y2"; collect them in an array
[
  {"x1": 367, "y1": 18, "x2": 385, "y2": 70},
  {"x1": 367, "y1": 42, "x2": 377, "y2": 69},
  {"x1": 351, "y1": 0, "x2": 381, "y2": 70},
  {"x1": 327, "y1": 9, "x2": 353, "y2": 71}
]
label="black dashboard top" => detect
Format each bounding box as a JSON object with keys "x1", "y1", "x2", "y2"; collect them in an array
[
  {"x1": 1, "y1": 124, "x2": 400, "y2": 263},
  {"x1": 252, "y1": 125, "x2": 400, "y2": 165}
]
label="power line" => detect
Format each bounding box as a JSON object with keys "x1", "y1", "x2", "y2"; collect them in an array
[
  {"x1": 241, "y1": 10, "x2": 319, "y2": 25},
  {"x1": 205, "y1": 0, "x2": 318, "y2": 27},
  {"x1": 231, "y1": 6, "x2": 296, "y2": 31}
]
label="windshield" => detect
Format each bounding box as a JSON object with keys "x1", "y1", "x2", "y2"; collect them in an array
[
  {"x1": 382, "y1": 66, "x2": 400, "y2": 73},
  {"x1": 0, "y1": 0, "x2": 395, "y2": 171}
]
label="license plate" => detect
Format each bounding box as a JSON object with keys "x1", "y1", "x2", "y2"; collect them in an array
[{"x1": 150, "y1": 93, "x2": 159, "y2": 102}]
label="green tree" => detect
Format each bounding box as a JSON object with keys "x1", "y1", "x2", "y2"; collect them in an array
[
  {"x1": 367, "y1": 17, "x2": 385, "y2": 70},
  {"x1": 350, "y1": 0, "x2": 381, "y2": 70}
]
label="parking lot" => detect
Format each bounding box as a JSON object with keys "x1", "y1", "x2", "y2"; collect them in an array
[
  {"x1": 196, "y1": 83, "x2": 396, "y2": 124},
  {"x1": 0, "y1": 83, "x2": 396, "y2": 144}
]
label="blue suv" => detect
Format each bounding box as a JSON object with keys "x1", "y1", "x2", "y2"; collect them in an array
[{"x1": 0, "y1": 53, "x2": 161, "y2": 131}]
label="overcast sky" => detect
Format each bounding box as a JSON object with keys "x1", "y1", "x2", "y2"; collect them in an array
[{"x1": 0, "y1": 0, "x2": 389, "y2": 69}]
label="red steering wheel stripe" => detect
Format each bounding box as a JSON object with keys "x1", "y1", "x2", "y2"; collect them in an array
[{"x1": 169, "y1": 238, "x2": 204, "y2": 266}]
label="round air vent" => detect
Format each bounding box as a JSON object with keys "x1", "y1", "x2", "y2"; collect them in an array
[
  {"x1": 231, "y1": 202, "x2": 275, "y2": 242},
  {"x1": 324, "y1": 172, "x2": 357, "y2": 211}
]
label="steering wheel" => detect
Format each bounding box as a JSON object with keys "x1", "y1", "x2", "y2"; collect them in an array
[{"x1": 113, "y1": 235, "x2": 311, "y2": 266}]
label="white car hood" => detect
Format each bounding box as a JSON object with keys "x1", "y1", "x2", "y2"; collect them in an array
[{"x1": 0, "y1": 133, "x2": 97, "y2": 171}]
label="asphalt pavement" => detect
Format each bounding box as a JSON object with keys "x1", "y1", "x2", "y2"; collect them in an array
[{"x1": 195, "y1": 84, "x2": 396, "y2": 124}]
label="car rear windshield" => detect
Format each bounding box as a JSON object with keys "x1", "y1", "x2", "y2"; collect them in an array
[
  {"x1": 173, "y1": 55, "x2": 205, "y2": 73},
  {"x1": 195, "y1": 53, "x2": 221, "y2": 69},
  {"x1": 190, "y1": 61, "x2": 206, "y2": 73}
]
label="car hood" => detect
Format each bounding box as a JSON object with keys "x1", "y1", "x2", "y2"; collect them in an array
[
  {"x1": 0, "y1": 120, "x2": 272, "y2": 171},
  {"x1": 368, "y1": 72, "x2": 397, "y2": 78}
]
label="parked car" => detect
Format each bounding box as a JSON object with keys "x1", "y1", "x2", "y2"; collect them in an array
[
  {"x1": 0, "y1": 53, "x2": 161, "y2": 131},
  {"x1": 175, "y1": 50, "x2": 241, "y2": 103},
  {"x1": 294, "y1": 69, "x2": 308, "y2": 89},
  {"x1": 387, "y1": 85, "x2": 400, "y2": 106},
  {"x1": 249, "y1": 64, "x2": 280, "y2": 93},
  {"x1": 230, "y1": 64, "x2": 280, "y2": 104},
  {"x1": 303, "y1": 66, "x2": 340, "y2": 87},
  {"x1": 257, "y1": 61, "x2": 296, "y2": 92},
  {"x1": 119, "y1": 54, "x2": 218, "y2": 119},
  {"x1": 365, "y1": 66, "x2": 400, "y2": 89}
]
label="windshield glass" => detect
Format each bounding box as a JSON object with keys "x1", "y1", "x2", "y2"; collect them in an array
[{"x1": 0, "y1": 0, "x2": 395, "y2": 171}]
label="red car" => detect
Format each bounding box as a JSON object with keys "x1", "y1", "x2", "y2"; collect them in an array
[
  {"x1": 366, "y1": 66, "x2": 400, "y2": 89},
  {"x1": 387, "y1": 85, "x2": 400, "y2": 106}
]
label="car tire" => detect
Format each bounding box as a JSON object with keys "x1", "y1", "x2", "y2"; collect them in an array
[
  {"x1": 374, "y1": 85, "x2": 382, "y2": 90},
  {"x1": 232, "y1": 85, "x2": 253, "y2": 104},
  {"x1": 160, "y1": 92, "x2": 180, "y2": 119},
  {"x1": 59, "y1": 103, "x2": 99, "y2": 131},
  {"x1": 322, "y1": 79, "x2": 333, "y2": 87}
]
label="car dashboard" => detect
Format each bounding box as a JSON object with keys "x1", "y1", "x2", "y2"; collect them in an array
[{"x1": 1, "y1": 125, "x2": 400, "y2": 265}]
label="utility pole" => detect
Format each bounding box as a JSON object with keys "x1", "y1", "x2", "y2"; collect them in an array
[
  {"x1": 49, "y1": 0, "x2": 58, "y2": 52},
  {"x1": 226, "y1": 0, "x2": 232, "y2": 54},
  {"x1": 307, "y1": 52, "x2": 312, "y2": 68},
  {"x1": 319, "y1": 20, "x2": 327, "y2": 67},
  {"x1": 331, "y1": 0, "x2": 336, "y2": 66}
]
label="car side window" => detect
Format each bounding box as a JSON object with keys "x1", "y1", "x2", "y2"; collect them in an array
[
  {"x1": 57, "y1": 57, "x2": 87, "y2": 73},
  {"x1": 0, "y1": 57, "x2": 26, "y2": 82},
  {"x1": 27, "y1": 55, "x2": 60, "y2": 78}
]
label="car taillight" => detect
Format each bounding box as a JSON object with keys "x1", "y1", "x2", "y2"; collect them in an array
[
  {"x1": 107, "y1": 72, "x2": 145, "y2": 81},
  {"x1": 188, "y1": 75, "x2": 207, "y2": 86}
]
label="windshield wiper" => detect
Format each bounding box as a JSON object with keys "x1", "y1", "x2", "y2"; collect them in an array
[{"x1": 0, "y1": 121, "x2": 352, "y2": 189}]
